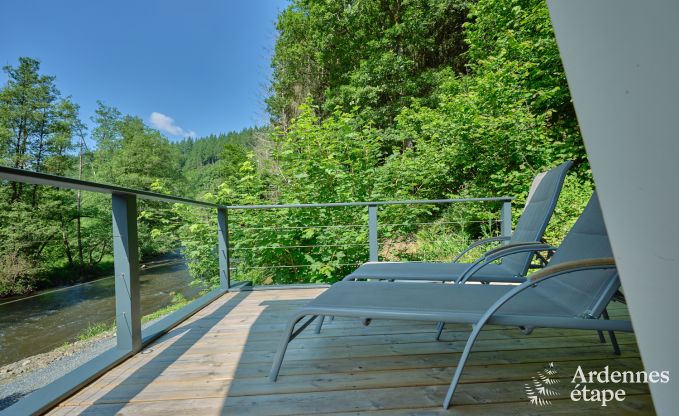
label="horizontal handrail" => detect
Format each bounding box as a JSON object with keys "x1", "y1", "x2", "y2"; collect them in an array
[
  {"x1": 0, "y1": 166, "x2": 513, "y2": 209},
  {"x1": 0, "y1": 165, "x2": 218, "y2": 208},
  {"x1": 226, "y1": 197, "x2": 512, "y2": 209}
]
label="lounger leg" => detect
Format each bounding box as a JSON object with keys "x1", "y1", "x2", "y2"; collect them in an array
[
  {"x1": 435, "y1": 281, "x2": 448, "y2": 340},
  {"x1": 269, "y1": 315, "x2": 305, "y2": 382},
  {"x1": 435, "y1": 322, "x2": 445, "y2": 341},
  {"x1": 597, "y1": 330, "x2": 606, "y2": 343},
  {"x1": 443, "y1": 321, "x2": 485, "y2": 408},
  {"x1": 602, "y1": 309, "x2": 621, "y2": 355},
  {"x1": 314, "y1": 315, "x2": 325, "y2": 334}
]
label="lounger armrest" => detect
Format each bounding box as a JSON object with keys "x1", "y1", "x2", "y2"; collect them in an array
[
  {"x1": 529, "y1": 258, "x2": 617, "y2": 282},
  {"x1": 456, "y1": 243, "x2": 557, "y2": 284},
  {"x1": 452, "y1": 236, "x2": 511, "y2": 263},
  {"x1": 482, "y1": 241, "x2": 551, "y2": 257},
  {"x1": 457, "y1": 256, "x2": 625, "y2": 387}
]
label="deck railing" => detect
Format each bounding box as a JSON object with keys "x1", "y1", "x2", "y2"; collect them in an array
[
  {"x1": 0, "y1": 166, "x2": 512, "y2": 415},
  {"x1": 227, "y1": 198, "x2": 512, "y2": 283}
]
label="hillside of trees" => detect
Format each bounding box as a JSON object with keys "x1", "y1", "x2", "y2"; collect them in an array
[
  {"x1": 180, "y1": 0, "x2": 593, "y2": 287},
  {"x1": 0, "y1": 59, "x2": 259, "y2": 295},
  {"x1": 0, "y1": 0, "x2": 593, "y2": 296}
]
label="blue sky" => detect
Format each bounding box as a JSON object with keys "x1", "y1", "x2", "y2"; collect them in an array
[{"x1": 0, "y1": 0, "x2": 290, "y2": 141}]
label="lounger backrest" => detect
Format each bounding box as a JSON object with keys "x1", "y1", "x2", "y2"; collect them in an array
[
  {"x1": 525, "y1": 171, "x2": 547, "y2": 204},
  {"x1": 534, "y1": 193, "x2": 620, "y2": 318},
  {"x1": 501, "y1": 161, "x2": 573, "y2": 276}
]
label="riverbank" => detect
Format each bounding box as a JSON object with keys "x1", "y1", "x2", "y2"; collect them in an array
[
  {"x1": 0, "y1": 333, "x2": 111, "y2": 383},
  {"x1": 0, "y1": 252, "x2": 184, "y2": 301},
  {"x1": 0, "y1": 292, "x2": 193, "y2": 411},
  {"x1": 0, "y1": 256, "x2": 187, "y2": 310},
  {"x1": 0, "y1": 256, "x2": 201, "y2": 366},
  {"x1": 0, "y1": 329, "x2": 114, "y2": 410}
]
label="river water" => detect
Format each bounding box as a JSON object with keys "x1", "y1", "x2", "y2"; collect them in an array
[{"x1": 0, "y1": 258, "x2": 202, "y2": 367}]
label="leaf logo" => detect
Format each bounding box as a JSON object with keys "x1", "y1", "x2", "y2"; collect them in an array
[{"x1": 525, "y1": 362, "x2": 560, "y2": 406}]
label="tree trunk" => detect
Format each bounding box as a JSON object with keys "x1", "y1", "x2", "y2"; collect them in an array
[
  {"x1": 31, "y1": 111, "x2": 49, "y2": 207},
  {"x1": 94, "y1": 240, "x2": 108, "y2": 265},
  {"x1": 10, "y1": 120, "x2": 28, "y2": 203},
  {"x1": 35, "y1": 228, "x2": 60, "y2": 258},
  {"x1": 61, "y1": 221, "x2": 74, "y2": 270},
  {"x1": 76, "y1": 136, "x2": 85, "y2": 275}
]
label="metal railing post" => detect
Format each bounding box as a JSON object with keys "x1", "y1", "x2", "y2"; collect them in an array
[
  {"x1": 217, "y1": 208, "x2": 231, "y2": 290},
  {"x1": 112, "y1": 193, "x2": 141, "y2": 352},
  {"x1": 501, "y1": 200, "x2": 512, "y2": 241},
  {"x1": 368, "y1": 204, "x2": 378, "y2": 261}
]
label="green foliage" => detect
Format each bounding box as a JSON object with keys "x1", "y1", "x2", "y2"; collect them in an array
[
  {"x1": 0, "y1": 57, "x2": 75, "y2": 174},
  {"x1": 271, "y1": 102, "x2": 381, "y2": 204},
  {"x1": 77, "y1": 320, "x2": 115, "y2": 342},
  {"x1": 87, "y1": 104, "x2": 184, "y2": 258},
  {"x1": 1, "y1": 0, "x2": 597, "y2": 294},
  {"x1": 141, "y1": 292, "x2": 189, "y2": 324},
  {"x1": 0, "y1": 58, "x2": 84, "y2": 295},
  {"x1": 177, "y1": 0, "x2": 594, "y2": 287},
  {"x1": 75, "y1": 292, "x2": 189, "y2": 342},
  {"x1": 543, "y1": 175, "x2": 593, "y2": 244},
  {"x1": 0, "y1": 251, "x2": 35, "y2": 296},
  {"x1": 0, "y1": 59, "x2": 214, "y2": 296},
  {"x1": 173, "y1": 128, "x2": 258, "y2": 198},
  {"x1": 223, "y1": 104, "x2": 382, "y2": 284},
  {"x1": 174, "y1": 203, "x2": 220, "y2": 288},
  {"x1": 268, "y1": 0, "x2": 470, "y2": 128}
]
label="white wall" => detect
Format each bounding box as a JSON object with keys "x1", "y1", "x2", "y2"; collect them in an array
[{"x1": 548, "y1": 1, "x2": 679, "y2": 413}]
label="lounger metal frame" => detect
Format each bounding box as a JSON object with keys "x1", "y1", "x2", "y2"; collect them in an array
[{"x1": 269, "y1": 258, "x2": 632, "y2": 408}]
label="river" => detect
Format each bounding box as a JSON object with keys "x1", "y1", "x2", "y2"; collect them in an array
[{"x1": 0, "y1": 257, "x2": 202, "y2": 367}]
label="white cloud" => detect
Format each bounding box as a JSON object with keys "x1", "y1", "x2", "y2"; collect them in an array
[{"x1": 149, "y1": 112, "x2": 196, "y2": 138}]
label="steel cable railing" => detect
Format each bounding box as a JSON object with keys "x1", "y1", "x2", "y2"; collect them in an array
[{"x1": 0, "y1": 165, "x2": 513, "y2": 415}]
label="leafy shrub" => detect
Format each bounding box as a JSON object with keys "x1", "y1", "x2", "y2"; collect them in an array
[
  {"x1": 0, "y1": 251, "x2": 37, "y2": 296},
  {"x1": 177, "y1": 0, "x2": 593, "y2": 286}
]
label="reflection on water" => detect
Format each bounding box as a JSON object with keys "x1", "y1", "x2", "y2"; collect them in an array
[{"x1": 0, "y1": 258, "x2": 201, "y2": 366}]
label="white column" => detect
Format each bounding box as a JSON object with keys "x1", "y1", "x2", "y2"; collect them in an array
[{"x1": 548, "y1": 1, "x2": 679, "y2": 413}]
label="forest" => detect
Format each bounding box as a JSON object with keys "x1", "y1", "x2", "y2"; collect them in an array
[{"x1": 0, "y1": 0, "x2": 593, "y2": 297}]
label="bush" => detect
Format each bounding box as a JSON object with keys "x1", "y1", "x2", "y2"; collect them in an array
[{"x1": 0, "y1": 251, "x2": 37, "y2": 296}]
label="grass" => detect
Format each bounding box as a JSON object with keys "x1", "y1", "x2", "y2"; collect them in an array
[
  {"x1": 77, "y1": 321, "x2": 115, "y2": 342},
  {"x1": 141, "y1": 293, "x2": 190, "y2": 324},
  {"x1": 74, "y1": 292, "x2": 191, "y2": 343}
]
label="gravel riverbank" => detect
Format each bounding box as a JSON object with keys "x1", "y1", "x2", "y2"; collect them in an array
[{"x1": 0, "y1": 332, "x2": 115, "y2": 411}]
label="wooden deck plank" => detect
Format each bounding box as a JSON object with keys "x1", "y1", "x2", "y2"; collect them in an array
[
  {"x1": 63, "y1": 357, "x2": 645, "y2": 405},
  {"x1": 327, "y1": 394, "x2": 654, "y2": 416},
  {"x1": 51, "y1": 384, "x2": 653, "y2": 416},
  {"x1": 92, "y1": 343, "x2": 640, "y2": 387},
  {"x1": 90, "y1": 334, "x2": 637, "y2": 371},
  {"x1": 48, "y1": 288, "x2": 652, "y2": 415},
  {"x1": 137, "y1": 326, "x2": 609, "y2": 346}
]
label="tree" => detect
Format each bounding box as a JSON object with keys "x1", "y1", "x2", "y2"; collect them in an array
[
  {"x1": 0, "y1": 57, "x2": 84, "y2": 293},
  {"x1": 89, "y1": 107, "x2": 183, "y2": 258},
  {"x1": 206, "y1": 0, "x2": 594, "y2": 286},
  {"x1": 90, "y1": 101, "x2": 122, "y2": 182},
  {"x1": 0, "y1": 57, "x2": 78, "y2": 199},
  {"x1": 267, "y1": 0, "x2": 470, "y2": 130}
]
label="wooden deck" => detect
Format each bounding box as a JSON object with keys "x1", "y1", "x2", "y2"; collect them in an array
[{"x1": 49, "y1": 287, "x2": 654, "y2": 415}]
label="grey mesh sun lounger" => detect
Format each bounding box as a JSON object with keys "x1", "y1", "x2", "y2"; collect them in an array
[
  {"x1": 315, "y1": 161, "x2": 572, "y2": 333},
  {"x1": 269, "y1": 194, "x2": 633, "y2": 409},
  {"x1": 345, "y1": 161, "x2": 573, "y2": 284}
]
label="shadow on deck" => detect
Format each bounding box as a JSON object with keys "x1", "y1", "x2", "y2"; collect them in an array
[{"x1": 49, "y1": 288, "x2": 654, "y2": 415}]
